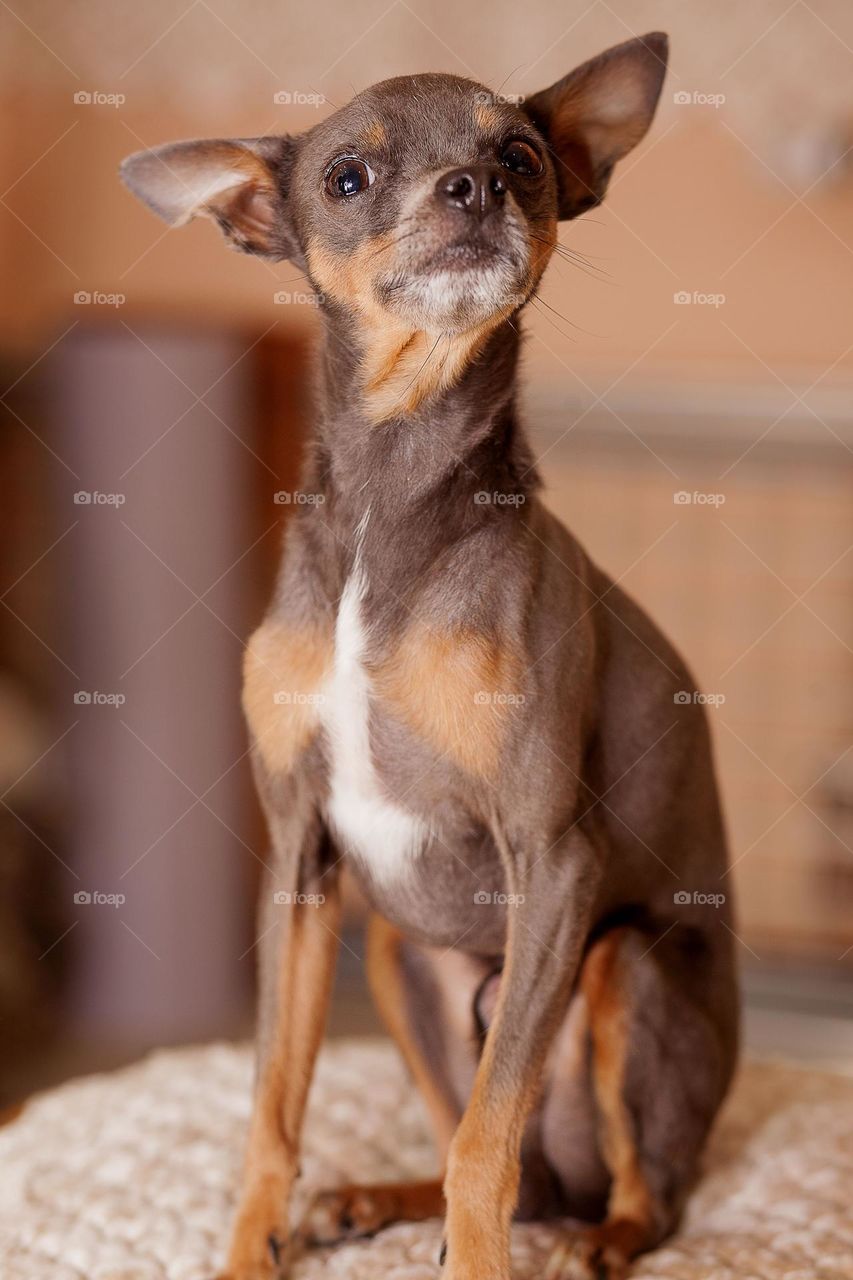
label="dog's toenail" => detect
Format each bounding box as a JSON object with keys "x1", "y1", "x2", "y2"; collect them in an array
[
  {"x1": 340, "y1": 1211, "x2": 354, "y2": 1231},
  {"x1": 438, "y1": 1239, "x2": 447, "y2": 1265},
  {"x1": 268, "y1": 1233, "x2": 282, "y2": 1264}
]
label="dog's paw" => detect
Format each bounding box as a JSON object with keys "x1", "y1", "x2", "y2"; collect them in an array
[
  {"x1": 214, "y1": 1227, "x2": 293, "y2": 1280},
  {"x1": 300, "y1": 1185, "x2": 399, "y2": 1245},
  {"x1": 545, "y1": 1231, "x2": 630, "y2": 1280}
]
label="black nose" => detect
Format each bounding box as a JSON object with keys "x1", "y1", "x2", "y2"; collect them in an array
[{"x1": 436, "y1": 166, "x2": 507, "y2": 218}]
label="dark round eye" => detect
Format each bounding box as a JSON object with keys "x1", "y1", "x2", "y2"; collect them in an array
[
  {"x1": 499, "y1": 139, "x2": 543, "y2": 177},
  {"x1": 325, "y1": 158, "x2": 375, "y2": 199}
]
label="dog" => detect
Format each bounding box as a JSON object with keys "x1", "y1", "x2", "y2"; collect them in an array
[{"x1": 122, "y1": 31, "x2": 739, "y2": 1280}]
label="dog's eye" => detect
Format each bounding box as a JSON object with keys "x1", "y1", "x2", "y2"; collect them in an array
[
  {"x1": 499, "y1": 139, "x2": 543, "y2": 177},
  {"x1": 325, "y1": 158, "x2": 375, "y2": 199}
]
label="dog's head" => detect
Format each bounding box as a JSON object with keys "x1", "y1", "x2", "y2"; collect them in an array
[{"x1": 122, "y1": 34, "x2": 667, "y2": 416}]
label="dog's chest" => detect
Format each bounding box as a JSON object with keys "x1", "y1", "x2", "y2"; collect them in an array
[{"x1": 318, "y1": 567, "x2": 430, "y2": 884}]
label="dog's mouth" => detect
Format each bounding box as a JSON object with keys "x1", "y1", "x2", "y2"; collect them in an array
[
  {"x1": 375, "y1": 223, "x2": 531, "y2": 332},
  {"x1": 408, "y1": 238, "x2": 504, "y2": 273}
]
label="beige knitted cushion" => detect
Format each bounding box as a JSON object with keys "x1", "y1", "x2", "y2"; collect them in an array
[{"x1": 1, "y1": 1040, "x2": 851, "y2": 1279}]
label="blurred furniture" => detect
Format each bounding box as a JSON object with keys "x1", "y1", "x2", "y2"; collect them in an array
[{"x1": 41, "y1": 321, "x2": 308, "y2": 1052}]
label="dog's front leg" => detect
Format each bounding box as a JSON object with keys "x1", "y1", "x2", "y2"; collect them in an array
[
  {"x1": 220, "y1": 781, "x2": 340, "y2": 1280},
  {"x1": 442, "y1": 832, "x2": 599, "y2": 1280}
]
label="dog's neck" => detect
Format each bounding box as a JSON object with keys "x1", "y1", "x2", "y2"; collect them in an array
[{"x1": 308, "y1": 312, "x2": 539, "y2": 542}]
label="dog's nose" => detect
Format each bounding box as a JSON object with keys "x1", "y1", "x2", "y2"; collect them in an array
[{"x1": 436, "y1": 166, "x2": 507, "y2": 218}]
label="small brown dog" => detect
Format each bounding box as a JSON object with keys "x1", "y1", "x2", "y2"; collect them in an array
[{"x1": 123, "y1": 31, "x2": 739, "y2": 1280}]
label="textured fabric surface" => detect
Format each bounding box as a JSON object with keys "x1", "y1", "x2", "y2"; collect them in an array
[{"x1": 1, "y1": 1039, "x2": 852, "y2": 1279}]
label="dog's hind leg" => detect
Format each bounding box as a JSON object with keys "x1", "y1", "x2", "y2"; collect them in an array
[
  {"x1": 300, "y1": 914, "x2": 482, "y2": 1245},
  {"x1": 545, "y1": 924, "x2": 738, "y2": 1280}
]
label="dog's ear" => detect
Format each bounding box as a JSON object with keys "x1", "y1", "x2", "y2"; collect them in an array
[
  {"x1": 120, "y1": 136, "x2": 299, "y2": 259},
  {"x1": 524, "y1": 32, "x2": 668, "y2": 220}
]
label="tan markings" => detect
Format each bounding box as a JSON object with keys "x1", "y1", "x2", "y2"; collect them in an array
[
  {"x1": 306, "y1": 239, "x2": 512, "y2": 423},
  {"x1": 365, "y1": 323, "x2": 502, "y2": 423},
  {"x1": 367, "y1": 914, "x2": 460, "y2": 1157},
  {"x1": 473, "y1": 102, "x2": 502, "y2": 132},
  {"x1": 443, "y1": 1083, "x2": 522, "y2": 1279},
  {"x1": 302, "y1": 1178, "x2": 444, "y2": 1245},
  {"x1": 580, "y1": 930, "x2": 656, "y2": 1241},
  {"x1": 242, "y1": 620, "x2": 333, "y2": 776},
  {"x1": 225, "y1": 887, "x2": 342, "y2": 1278},
  {"x1": 374, "y1": 625, "x2": 522, "y2": 777},
  {"x1": 361, "y1": 119, "x2": 387, "y2": 149}
]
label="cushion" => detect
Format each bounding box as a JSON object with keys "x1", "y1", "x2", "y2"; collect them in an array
[{"x1": 0, "y1": 1039, "x2": 851, "y2": 1279}]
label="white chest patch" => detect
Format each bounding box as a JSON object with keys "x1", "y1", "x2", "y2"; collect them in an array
[{"x1": 320, "y1": 544, "x2": 429, "y2": 885}]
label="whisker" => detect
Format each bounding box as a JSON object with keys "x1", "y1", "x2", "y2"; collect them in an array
[
  {"x1": 529, "y1": 234, "x2": 613, "y2": 285},
  {"x1": 389, "y1": 332, "x2": 446, "y2": 415},
  {"x1": 529, "y1": 296, "x2": 578, "y2": 344},
  {"x1": 532, "y1": 293, "x2": 597, "y2": 336}
]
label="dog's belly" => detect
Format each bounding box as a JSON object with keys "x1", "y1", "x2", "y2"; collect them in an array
[
  {"x1": 347, "y1": 829, "x2": 511, "y2": 953},
  {"x1": 320, "y1": 561, "x2": 430, "y2": 886}
]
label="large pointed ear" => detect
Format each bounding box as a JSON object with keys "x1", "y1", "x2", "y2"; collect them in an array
[
  {"x1": 524, "y1": 32, "x2": 668, "y2": 220},
  {"x1": 120, "y1": 136, "x2": 300, "y2": 259}
]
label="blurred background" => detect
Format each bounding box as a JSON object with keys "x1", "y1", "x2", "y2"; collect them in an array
[{"x1": 1, "y1": 0, "x2": 852, "y2": 1106}]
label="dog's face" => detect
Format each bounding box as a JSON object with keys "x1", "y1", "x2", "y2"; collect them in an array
[
  {"x1": 122, "y1": 35, "x2": 666, "y2": 416},
  {"x1": 293, "y1": 74, "x2": 558, "y2": 334}
]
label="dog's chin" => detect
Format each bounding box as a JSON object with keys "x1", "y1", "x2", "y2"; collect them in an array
[{"x1": 377, "y1": 247, "x2": 530, "y2": 334}]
